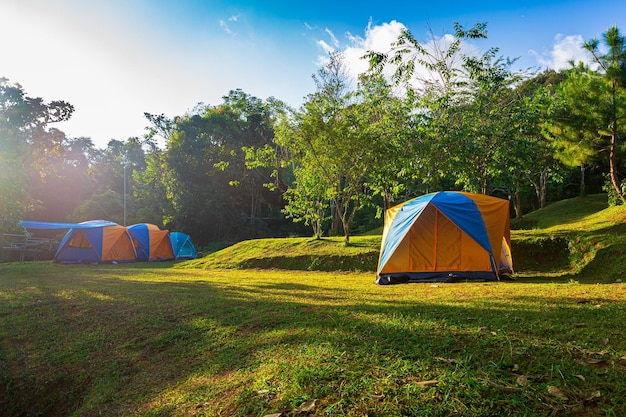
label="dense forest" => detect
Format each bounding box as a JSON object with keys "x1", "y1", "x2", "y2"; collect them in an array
[{"x1": 2, "y1": 23, "x2": 625, "y2": 246}]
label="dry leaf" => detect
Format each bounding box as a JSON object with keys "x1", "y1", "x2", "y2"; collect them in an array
[
  {"x1": 434, "y1": 357, "x2": 457, "y2": 364},
  {"x1": 602, "y1": 338, "x2": 610, "y2": 345},
  {"x1": 489, "y1": 382, "x2": 521, "y2": 392},
  {"x1": 573, "y1": 374, "x2": 586, "y2": 382},
  {"x1": 263, "y1": 414, "x2": 282, "y2": 417},
  {"x1": 620, "y1": 354, "x2": 626, "y2": 360},
  {"x1": 512, "y1": 364, "x2": 520, "y2": 372},
  {"x1": 371, "y1": 394, "x2": 385, "y2": 400},
  {"x1": 516, "y1": 375, "x2": 529, "y2": 386},
  {"x1": 547, "y1": 386, "x2": 568, "y2": 400},
  {"x1": 299, "y1": 399, "x2": 317, "y2": 412},
  {"x1": 417, "y1": 380, "x2": 439, "y2": 387},
  {"x1": 257, "y1": 389, "x2": 270, "y2": 395},
  {"x1": 586, "y1": 391, "x2": 601, "y2": 400}
]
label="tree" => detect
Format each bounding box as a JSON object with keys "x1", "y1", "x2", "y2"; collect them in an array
[
  {"x1": 163, "y1": 91, "x2": 283, "y2": 244},
  {"x1": 0, "y1": 77, "x2": 74, "y2": 231},
  {"x1": 356, "y1": 73, "x2": 415, "y2": 212},
  {"x1": 281, "y1": 166, "x2": 330, "y2": 239},
  {"x1": 446, "y1": 52, "x2": 524, "y2": 194},
  {"x1": 274, "y1": 53, "x2": 376, "y2": 244},
  {"x1": 543, "y1": 64, "x2": 602, "y2": 200},
  {"x1": 366, "y1": 22, "x2": 526, "y2": 196},
  {"x1": 583, "y1": 26, "x2": 626, "y2": 202}
]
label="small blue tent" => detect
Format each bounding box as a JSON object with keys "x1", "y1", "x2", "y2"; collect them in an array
[{"x1": 169, "y1": 232, "x2": 197, "y2": 260}]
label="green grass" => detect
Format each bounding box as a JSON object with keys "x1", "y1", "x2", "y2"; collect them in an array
[
  {"x1": 511, "y1": 194, "x2": 626, "y2": 281},
  {"x1": 182, "y1": 236, "x2": 381, "y2": 272},
  {"x1": 1, "y1": 193, "x2": 626, "y2": 416}
]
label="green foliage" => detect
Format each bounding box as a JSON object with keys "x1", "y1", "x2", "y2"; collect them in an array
[
  {"x1": 0, "y1": 77, "x2": 75, "y2": 230},
  {"x1": 163, "y1": 90, "x2": 286, "y2": 244},
  {"x1": 281, "y1": 167, "x2": 330, "y2": 238},
  {"x1": 274, "y1": 54, "x2": 375, "y2": 244},
  {"x1": 73, "y1": 190, "x2": 124, "y2": 224},
  {"x1": 602, "y1": 175, "x2": 626, "y2": 206}
]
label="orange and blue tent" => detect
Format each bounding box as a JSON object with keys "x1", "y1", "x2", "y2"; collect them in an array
[
  {"x1": 20, "y1": 220, "x2": 138, "y2": 263},
  {"x1": 128, "y1": 223, "x2": 175, "y2": 261},
  {"x1": 376, "y1": 191, "x2": 513, "y2": 284}
]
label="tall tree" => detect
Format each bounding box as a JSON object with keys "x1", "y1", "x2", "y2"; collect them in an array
[
  {"x1": 543, "y1": 64, "x2": 602, "y2": 199},
  {"x1": 0, "y1": 77, "x2": 74, "y2": 231},
  {"x1": 583, "y1": 26, "x2": 626, "y2": 202},
  {"x1": 274, "y1": 53, "x2": 376, "y2": 244},
  {"x1": 356, "y1": 73, "x2": 415, "y2": 212},
  {"x1": 164, "y1": 91, "x2": 282, "y2": 244}
]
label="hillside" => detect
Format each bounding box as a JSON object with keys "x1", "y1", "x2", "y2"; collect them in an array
[
  {"x1": 181, "y1": 193, "x2": 626, "y2": 282},
  {"x1": 181, "y1": 236, "x2": 381, "y2": 272}
]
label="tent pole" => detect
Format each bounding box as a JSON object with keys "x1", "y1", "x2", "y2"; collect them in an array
[
  {"x1": 490, "y1": 255, "x2": 500, "y2": 281},
  {"x1": 123, "y1": 157, "x2": 127, "y2": 227}
]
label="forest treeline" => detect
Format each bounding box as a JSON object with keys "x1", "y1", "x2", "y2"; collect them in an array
[{"x1": 2, "y1": 23, "x2": 625, "y2": 246}]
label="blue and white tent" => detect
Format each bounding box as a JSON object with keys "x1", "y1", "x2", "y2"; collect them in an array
[{"x1": 169, "y1": 231, "x2": 197, "y2": 260}]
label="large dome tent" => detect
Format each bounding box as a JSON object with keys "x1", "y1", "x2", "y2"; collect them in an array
[
  {"x1": 20, "y1": 220, "x2": 138, "y2": 263},
  {"x1": 377, "y1": 191, "x2": 513, "y2": 284}
]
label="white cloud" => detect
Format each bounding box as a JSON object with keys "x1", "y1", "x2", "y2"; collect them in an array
[
  {"x1": 530, "y1": 34, "x2": 595, "y2": 70},
  {"x1": 325, "y1": 28, "x2": 340, "y2": 48},
  {"x1": 316, "y1": 20, "x2": 482, "y2": 91},
  {"x1": 317, "y1": 39, "x2": 335, "y2": 55},
  {"x1": 315, "y1": 20, "x2": 407, "y2": 80},
  {"x1": 220, "y1": 19, "x2": 234, "y2": 35}
]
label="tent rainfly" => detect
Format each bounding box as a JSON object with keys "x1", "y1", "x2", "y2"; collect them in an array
[
  {"x1": 20, "y1": 220, "x2": 138, "y2": 263},
  {"x1": 376, "y1": 191, "x2": 513, "y2": 284},
  {"x1": 128, "y1": 223, "x2": 175, "y2": 261},
  {"x1": 169, "y1": 231, "x2": 197, "y2": 260}
]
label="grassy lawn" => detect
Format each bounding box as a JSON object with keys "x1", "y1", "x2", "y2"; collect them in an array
[{"x1": 1, "y1": 194, "x2": 626, "y2": 416}]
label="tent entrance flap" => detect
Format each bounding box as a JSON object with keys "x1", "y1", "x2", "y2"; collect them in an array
[{"x1": 68, "y1": 232, "x2": 93, "y2": 248}]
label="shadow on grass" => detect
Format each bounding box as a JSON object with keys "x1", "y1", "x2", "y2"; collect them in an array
[{"x1": 1, "y1": 267, "x2": 625, "y2": 416}]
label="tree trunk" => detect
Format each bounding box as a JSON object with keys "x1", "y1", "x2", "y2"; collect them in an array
[
  {"x1": 580, "y1": 163, "x2": 586, "y2": 197},
  {"x1": 539, "y1": 167, "x2": 548, "y2": 209},
  {"x1": 609, "y1": 131, "x2": 625, "y2": 201},
  {"x1": 514, "y1": 180, "x2": 523, "y2": 219}
]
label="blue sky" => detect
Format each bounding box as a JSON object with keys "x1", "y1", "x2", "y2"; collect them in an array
[{"x1": 2, "y1": 0, "x2": 625, "y2": 148}]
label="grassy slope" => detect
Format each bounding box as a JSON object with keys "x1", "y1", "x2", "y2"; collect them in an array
[
  {"x1": 511, "y1": 194, "x2": 626, "y2": 281},
  {"x1": 182, "y1": 236, "x2": 382, "y2": 272}
]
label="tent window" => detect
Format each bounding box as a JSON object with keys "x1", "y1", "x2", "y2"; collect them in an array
[{"x1": 68, "y1": 232, "x2": 92, "y2": 248}]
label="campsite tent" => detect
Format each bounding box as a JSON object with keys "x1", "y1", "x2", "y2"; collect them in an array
[
  {"x1": 376, "y1": 191, "x2": 513, "y2": 284},
  {"x1": 169, "y1": 231, "x2": 197, "y2": 260},
  {"x1": 20, "y1": 220, "x2": 137, "y2": 263},
  {"x1": 128, "y1": 223, "x2": 174, "y2": 261}
]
